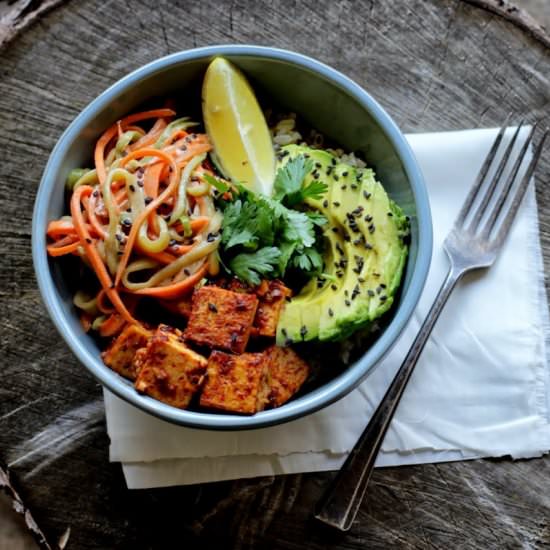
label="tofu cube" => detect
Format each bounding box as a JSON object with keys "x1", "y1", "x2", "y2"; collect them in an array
[
  {"x1": 254, "y1": 280, "x2": 292, "y2": 337},
  {"x1": 199, "y1": 350, "x2": 270, "y2": 414},
  {"x1": 134, "y1": 325, "x2": 208, "y2": 409},
  {"x1": 184, "y1": 286, "x2": 258, "y2": 353},
  {"x1": 102, "y1": 324, "x2": 152, "y2": 380},
  {"x1": 264, "y1": 345, "x2": 310, "y2": 408}
]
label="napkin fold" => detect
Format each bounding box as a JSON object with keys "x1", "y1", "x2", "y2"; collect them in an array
[{"x1": 104, "y1": 128, "x2": 550, "y2": 489}]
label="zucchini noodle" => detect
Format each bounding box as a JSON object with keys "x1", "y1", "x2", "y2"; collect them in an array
[
  {"x1": 168, "y1": 153, "x2": 206, "y2": 225},
  {"x1": 73, "y1": 290, "x2": 99, "y2": 315},
  {"x1": 154, "y1": 118, "x2": 198, "y2": 148}
]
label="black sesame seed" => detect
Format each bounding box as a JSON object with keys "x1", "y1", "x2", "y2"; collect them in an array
[
  {"x1": 85, "y1": 238, "x2": 92, "y2": 244},
  {"x1": 184, "y1": 269, "x2": 190, "y2": 276},
  {"x1": 208, "y1": 303, "x2": 218, "y2": 313},
  {"x1": 380, "y1": 283, "x2": 387, "y2": 289},
  {"x1": 342, "y1": 171, "x2": 348, "y2": 177},
  {"x1": 115, "y1": 233, "x2": 122, "y2": 242},
  {"x1": 358, "y1": 277, "x2": 366, "y2": 283},
  {"x1": 122, "y1": 218, "x2": 132, "y2": 227},
  {"x1": 336, "y1": 271, "x2": 344, "y2": 278},
  {"x1": 332, "y1": 227, "x2": 339, "y2": 234},
  {"x1": 126, "y1": 208, "x2": 132, "y2": 213},
  {"x1": 281, "y1": 328, "x2": 288, "y2": 337},
  {"x1": 336, "y1": 243, "x2": 344, "y2": 255},
  {"x1": 207, "y1": 233, "x2": 217, "y2": 242},
  {"x1": 300, "y1": 325, "x2": 308, "y2": 338},
  {"x1": 333, "y1": 202, "x2": 340, "y2": 207},
  {"x1": 345, "y1": 299, "x2": 351, "y2": 307},
  {"x1": 365, "y1": 242, "x2": 373, "y2": 250},
  {"x1": 169, "y1": 239, "x2": 177, "y2": 246},
  {"x1": 343, "y1": 233, "x2": 351, "y2": 242},
  {"x1": 326, "y1": 166, "x2": 333, "y2": 175},
  {"x1": 129, "y1": 184, "x2": 135, "y2": 192},
  {"x1": 344, "y1": 290, "x2": 349, "y2": 297},
  {"x1": 376, "y1": 286, "x2": 382, "y2": 294},
  {"x1": 387, "y1": 212, "x2": 393, "y2": 217},
  {"x1": 331, "y1": 284, "x2": 338, "y2": 291},
  {"x1": 353, "y1": 238, "x2": 362, "y2": 246},
  {"x1": 144, "y1": 196, "x2": 153, "y2": 204},
  {"x1": 334, "y1": 175, "x2": 339, "y2": 182},
  {"x1": 368, "y1": 224, "x2": 375, "y2": 233},
  {"x1": 363, "y1": 191, "x2": 371, "y2": 199},
  {"x1": 331, "y1": 158, "x2": 337, "y2": 166},
  {"x1": 323, "y1": 199, "x2": 329, "y2": 208},
  {"x1": 351, "y1": 184, "x2": 358, "y2": 190},
  {"x1": 92, "y1": 190, "x2": 99, "y2": 197},
  {"x1": 328, "y1": 308, "x2": 334, "y2": 317},
  {"x1": 373, "y1": 272, "x2": 380, "y2": 277},
  {"x1": 137, "y1": 180, "x2": 144, "y2": 187},
  {"x1": 380, "y1": 295, "x2": 387, "y2": 302},
  {"x1": 341, "y1": 185, "x2": 347, "y2": 190},
  {"x1": 315, "y1": 162, "x2": 322, "y2": 168},
  {"x1": 368, "y1": 289, "x2": 375, "y2": 297}
]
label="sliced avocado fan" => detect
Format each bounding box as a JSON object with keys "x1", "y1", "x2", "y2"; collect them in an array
[{"x1": 276, "y1": 144, "x2": 409, "y2": 344}]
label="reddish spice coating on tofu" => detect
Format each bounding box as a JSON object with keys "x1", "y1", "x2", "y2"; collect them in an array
[
  {"x1": 264, "y1": 345, "x2": 310, "y2": 408},
  {"x1": 199, "y1": 350, "x2": 270, "y2": 414},
  {"x1": 254, "y1": 280, "x2": 292, "y2": 337},
  {"x1": 184, "y1": 286, "x2": 258, "y2": 353},
  {"x1": 102, "y1": 324, "x2": 152, "y2": 380},
  {"x1": 134, "y1": 324, "x2": 208, "y2": 409}
]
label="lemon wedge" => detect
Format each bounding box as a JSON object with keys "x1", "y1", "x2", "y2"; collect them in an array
[{"x1": 202, "y1": 57, "x2": 275, "y2": 196}]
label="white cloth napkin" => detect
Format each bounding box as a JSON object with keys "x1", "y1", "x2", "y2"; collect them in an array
[{"x1": 104, "y1": 128, "x2": 550, "y2": 489}]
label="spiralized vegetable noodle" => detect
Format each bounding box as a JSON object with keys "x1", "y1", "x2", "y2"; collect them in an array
[{"x1": 46, "y1": 106, "x2": 223, "y2": 333}]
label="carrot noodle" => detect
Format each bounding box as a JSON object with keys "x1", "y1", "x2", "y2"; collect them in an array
[{"x1": 46, "y1": 106, "x2": 224, "y2": 332}]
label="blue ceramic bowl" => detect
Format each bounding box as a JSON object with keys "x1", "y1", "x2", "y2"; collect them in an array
[{"x1": 32, "y1": 45, "x2": 432, "y2": 430}]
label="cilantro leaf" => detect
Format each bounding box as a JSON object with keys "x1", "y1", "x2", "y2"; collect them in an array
[
  {"x1": 306, "y1": 211, "x2": 328, "y2": 226},
  {"x1": 282, "y1": 209, "x2": 315, "y2": 247},
  {"x1": 300, "y1": 179, "x2": 329, "y2": 202},
  {"x1": 273, "y1": 155, "x2": 313, "y2": 200},
  {"x1": 292, "y1": 247, "x2": 323, "y2": 273},
  {"x1": 229, "y1": 247, "x2": 282, "y2": 285}
]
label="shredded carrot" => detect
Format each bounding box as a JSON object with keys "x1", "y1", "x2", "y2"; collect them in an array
[
  {"x1": 98, "y1": 313, "x2": 126, "y2": 338},
  {"x1": 115, "y1": 148, "x2": 180, "y2": 286},
  {"x1": 47, "y1": 240, "x2": 81, "y2": 257},
  {"x1": 95, "y1": 108, "x2": 176, "y2": 184},
  {"x1": 48, "y1": 105, "x2": 221, "y2": 338},
  {"x1": 128, "y1": 118, "x2": 167, "y2": 151},
  {"x1": 70, "y1": 185, "x2": 136, "y2": 324},
  {"x1": 131, "y1": 263, "x2": 208, "y2": 298}
]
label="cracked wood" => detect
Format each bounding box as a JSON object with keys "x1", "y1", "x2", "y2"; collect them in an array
[{"x1": 0, "y1": 0, "x2": 549, "y2": 548}]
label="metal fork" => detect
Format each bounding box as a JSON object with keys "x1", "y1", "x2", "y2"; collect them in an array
[{"x1": 315, "y1": 120, "x2": 548, "y2": 531}]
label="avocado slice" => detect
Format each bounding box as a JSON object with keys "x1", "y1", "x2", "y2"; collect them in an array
[{"x1": 276, "y1": 145, "x2": 409, "y2": 344}]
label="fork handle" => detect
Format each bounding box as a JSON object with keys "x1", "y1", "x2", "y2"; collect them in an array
[{"x1": 315, "y1": 265, "x2": 465, "y2": 531}]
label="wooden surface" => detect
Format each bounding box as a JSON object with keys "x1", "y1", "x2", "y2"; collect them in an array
[{"x1": 1, "y1": 0, "x2": 550, "y2": 548}]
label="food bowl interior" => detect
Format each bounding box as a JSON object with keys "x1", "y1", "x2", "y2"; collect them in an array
[{"x1": 36, "y1": 47, "x2": 431, "y2": 430}]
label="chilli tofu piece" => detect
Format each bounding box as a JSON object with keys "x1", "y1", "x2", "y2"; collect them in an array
[
  {"x1": 134, "y1": 325, "x2": 208, "y2": 408},
  {"x1": 184, "y1": 286, "x2": 258, "y2": 353},
  {"x1": 102, "y1": 324, "x2": 153, "y2": 380},
  {"x1": 265, "y1": 345, "x2": 310, "y2": 408},
  {"x1": 254, "y1": 280, "x2": 292, "y2": 337},
  {"x1": 199, "y1": 351, "x2": 270, "y2": 414}
]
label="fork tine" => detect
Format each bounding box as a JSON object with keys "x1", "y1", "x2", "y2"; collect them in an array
[
  {"x1": 481, "y1": 122, "x2": 538, "y2": 238},
  {"x1": 467, "y1": 120, "x2": 524, "y2": 232},
  {"x1": 493, "y1": 129, "x2": 548, "y2": 247},
  {"x1": 454, "y1": 114, "x2": 512, "y2": 227}
]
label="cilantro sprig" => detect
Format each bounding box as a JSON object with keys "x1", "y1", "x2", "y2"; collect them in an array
[{"x1": 216, "y1": 155, "x2": 328, "y2": 286}]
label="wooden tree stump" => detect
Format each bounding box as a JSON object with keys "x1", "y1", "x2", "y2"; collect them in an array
[{"x1": 1, "y1": 1, "x2": 549, "y2": 548}]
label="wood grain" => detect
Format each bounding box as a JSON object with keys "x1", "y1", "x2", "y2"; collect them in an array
[{"x1": 1, "y1": 0, "x2": 549, "y2": 548}]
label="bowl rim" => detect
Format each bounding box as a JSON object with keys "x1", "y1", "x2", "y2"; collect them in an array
[{"x1": 32, "y1": 44, "x2": 433, "y2": 430}]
